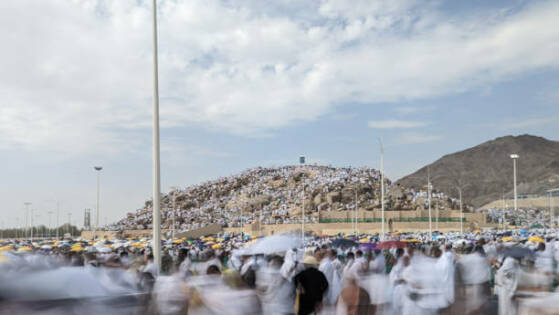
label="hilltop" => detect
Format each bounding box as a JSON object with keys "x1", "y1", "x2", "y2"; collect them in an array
[
  {"x1": 397, "y1": 135, "x2": 559, "y2": 208},
  {"x1": 107, "y1": 165, "x2": 456, "y2": 232}
]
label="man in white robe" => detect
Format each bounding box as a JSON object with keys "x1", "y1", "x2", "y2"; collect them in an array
[
  {"x1": 496, "y1": 257, "x2": 519, "y2": 315},
  {"x1": 319, "y1": 250, "x2": 341, "y2": 305}
]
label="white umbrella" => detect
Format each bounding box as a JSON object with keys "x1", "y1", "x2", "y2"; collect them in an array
[
  {"x1": 40, "y1": 245, "x2": 53, "y2": 250},
  {"x1": 98, "y1": 247, "x2": 112, "y2": 253},
  {"x1": 246, "y1": 234, "x2": 302, "y2": 255}
]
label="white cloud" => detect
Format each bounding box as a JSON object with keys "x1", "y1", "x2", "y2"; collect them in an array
[
  {"x1": 501, "y1": 117, "x2": 556, "y2": 129},
  {"x1": 395, "y1": 105, "x2": 435, "y2": 115},
  {"x1": 368, "y1": 120, "x2": 428, "y2": 129},
  {"x1": 397, "y1": 133, "x2": 443, "y2": 144},
  {"x1": 1, "y1": 0, "x2": 559, "y2": 155}
]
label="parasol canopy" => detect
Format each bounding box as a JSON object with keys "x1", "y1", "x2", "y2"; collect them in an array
[
  {"x1": 246, "y1": 234, "x2": 302, "y2": 254},
  {"x1": 330, "y1": 238, "x2": 358, "y2": 248},
  {"x1": 377, "y1": 241, "x2": 408, "y2": 249}
]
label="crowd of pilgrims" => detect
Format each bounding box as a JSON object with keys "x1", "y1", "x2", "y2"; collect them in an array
[
  {"x1": 103, "y1": 166, "x2": 457, "y2": 233},
  {"x1": 1, "y1": 230, "x2": 559, "y2": 315},
  {"x1": 484, "y1": 207, "x2": 556, "y2": 228}
]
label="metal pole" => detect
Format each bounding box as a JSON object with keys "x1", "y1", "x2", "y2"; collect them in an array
[
  {"x1": 549, "y1": 192, "x2": 553, "y2": 230},
  {"x1": 354, "y1": 189, "x2": 358, "y2": 235},
  {"x1": 301, "y1": 185, "x2": 305, "y2": 241},
  {"x1": 459, "y1": 187, "x2": 463, "y2": 234},
  {"x1": 428, "y1": 168, "x2": 432, "y2": 240},
  {"x1": 30, "y1": 209, "x2": 34, "y2": 240},
  {"x1": 151, "y1": 0, "x2": 162, "y2": 270},
  {"x1": 380, "y1": 138, "x2": 385, "y2": 241},
  {"x1": 96, "y1": 169, "x2": 101, "y2": 229},
  {"x1": 513, "y1": 158, "x2": 518, "y2": 212},
  {"x1": 48, "y1": 211, "x2": 53, "y2": 238},
  {"x1": 24, "y1": 202, "x2": 31, "y2": 239},
  {"x1": 172, "y1": 190, "x2": 176, "y2": 240},
  {"x1": 56, "y1": 202, "x2": 60, "y2": 239}
]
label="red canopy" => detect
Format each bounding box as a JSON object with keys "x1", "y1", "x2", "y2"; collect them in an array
[{"x1": 377, "y1": 241, "x2": 408, "y2": 249}]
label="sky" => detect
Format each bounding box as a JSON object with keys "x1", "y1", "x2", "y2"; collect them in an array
[{"x1": 1, "y1": 0, "x2": 558, "y2": 228}]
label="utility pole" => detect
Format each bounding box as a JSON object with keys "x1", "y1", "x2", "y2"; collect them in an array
[
  {"x1": 458, "y1": 187, "x2": 463, "y2": 234},
  {"x1": 428, "y1": 167, "x2": 432, "y2": 240},
  {"x1": 151, "y1": 0, "x2": 162, "y2": 270},
  {"x1": 67, "y1": 213, "x2": 72, "y2": 235},
  {"x1": 24, "y1": 202, "x2": 31, "y2": 239},
  {"x1": 56, "y1": 202, "x2": 60, "y2": 239},
  {"x1": 48, "y1": 211, "x2": 53, "y2": 238},
  {"x1": 379, "y1": 138, "x2": 385, "y2": 241},
  {"x1": 510, "y1": 154, "x2": 519, "y2": 212},
  {"x1": 30, "y1": 208, "x2": 35, "y2": 240}
]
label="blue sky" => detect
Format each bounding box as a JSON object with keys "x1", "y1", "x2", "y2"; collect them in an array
[{"x1": 0, "y1": 0, "x2": 558, "y2": 228}]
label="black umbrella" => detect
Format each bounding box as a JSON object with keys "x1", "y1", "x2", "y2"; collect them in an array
[
  {"x1": 504, "y1": 247, "x2": 535, "y2": 259},
  {"x1": 331, "y1": 239, "x2": 357, "y2": 248}
]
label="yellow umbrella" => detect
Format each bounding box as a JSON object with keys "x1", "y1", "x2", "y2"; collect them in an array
[
  {"x1": 216, "y1": 238, "x2": 225, "y2": 243},
  {"x1": 70, "y1": 245, "x2": 84, "y2": 252},
  {"x1": 529, "y1": 236, "x2": 544, "y2": 243},
  {"x1": 359, "y1": 238, "x2": 369, "y2": 243},
  {"x1": 212, "y1": 244, "x2": 222, "y2": 249},
  {"x1": 0, "y1": 246, "x2": 13, "y2": 252},
  {"x1": 18, "y1": 246, "x2": 33, "y2": 252},
  {"x1": 173, "y1": 239, "x2": 183, "y2": 244},
  {"x1": 474, "y1": 230, "x2": 481, "y2": 234},
  {"x1": 501, "y1": 237, "x2": 515, "y2": 242},
  {"x1": 404, "y1": 238, "x2": 421, "y2": 243}
]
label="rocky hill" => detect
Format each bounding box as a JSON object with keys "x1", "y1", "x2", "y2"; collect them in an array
[
  {"x1": 397, "y1": 135, "x2": 559, "y2": 208},
  {"x1": 108, "y1": 165, "x2": 456, "y2": 231}
]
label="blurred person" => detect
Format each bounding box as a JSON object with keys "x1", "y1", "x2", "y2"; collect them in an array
[
  {"x1": 336, "y1": 274, "x2": 371, "y2": 315},
  {"x1": 319, "y1": 249, "x2": 342, "y2": 305},
  {"x1": 294, "y1": 256, "x2": 329, "y2": 315},
  {"x1": 240, "y1": 254, "x2": 257, "y2": 289},
  {"x1": 457, "y1": 245, "x2": 491, "y2": 315},
  {"x1": 496, "y1": 256, "x2": 520, "y2": 315},
  {"x1": 256, "y1": 255, "x2": 296, "y2": 315}
]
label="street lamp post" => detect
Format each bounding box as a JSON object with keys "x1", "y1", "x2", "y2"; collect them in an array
[
  {"x1": 428, "y1": 168, "x2": 432, "y2": 240},
  {"x1": 30, "y1": 209, "x2": 35, "y2": 240},
  {"x1": 56, "y1": 202, "x2": 60, "y2": 239},
  {"x1": 48, "y1": 211, "x2": 53, "y2": 238},
  {"x1": 170, "y1": 187, "x2": 177, "y2": 240},
  {"x1": 301, "y1": 185, "x2": 305, "y2": 241},
  {"x1": 93, "y1": 166, "x2": 103, "y2": 239},
  {"x1": 548, "y1": 189, "x2": 559, "y2": 228},
  {"x1": 354, "y1": 188, "x2": 358, "y2": 235},
  {"x1": 379, "y1": 138, "x2": 385, "y2": 241},
  {"x1": 457, "y1": 187, "x2": 463, "y2": 234},
  {"x1": 151, "y1": 0, "x2": 162, "y2": 270},
  {"x1": 24, "y1": 202, "x2": 31, "y2": 239},
  {"x1": 300, "y1": 155, "x2": 306, "y2": 241},
  {"x1": 510, "y1": 154, "x2": 519, "y2": 213}
]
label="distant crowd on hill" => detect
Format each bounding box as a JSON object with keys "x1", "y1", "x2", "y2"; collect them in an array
[
  {"x1": 103, "y1": 166, "x2": 460, "y2": 233},
  {"x1": 484, "y1": 207, "x2": 557, "y2": 229}
]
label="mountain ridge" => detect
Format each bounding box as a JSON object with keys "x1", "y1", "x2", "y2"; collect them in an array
[{"x1": 396, "y1": 134, "x2": 559, "y2": 208}]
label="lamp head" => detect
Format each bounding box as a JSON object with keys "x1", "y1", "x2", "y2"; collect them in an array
[
  {"x1": 510, "y1": 154, "x2": 519, "y2": 159},
  {"x1": 94, "y1": 166, "x2": 103, "y2": 171}
]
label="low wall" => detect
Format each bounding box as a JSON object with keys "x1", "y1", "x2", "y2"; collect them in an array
[
  {"x1": 224, "y1": 220, "x2": 486, "y2": 237},
  {"x1": 81, "y1": 229, "x2": 170, "y2": 239},
  {"x1": 319, "y1": 209, "x2": 486, "y2": 224}
]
